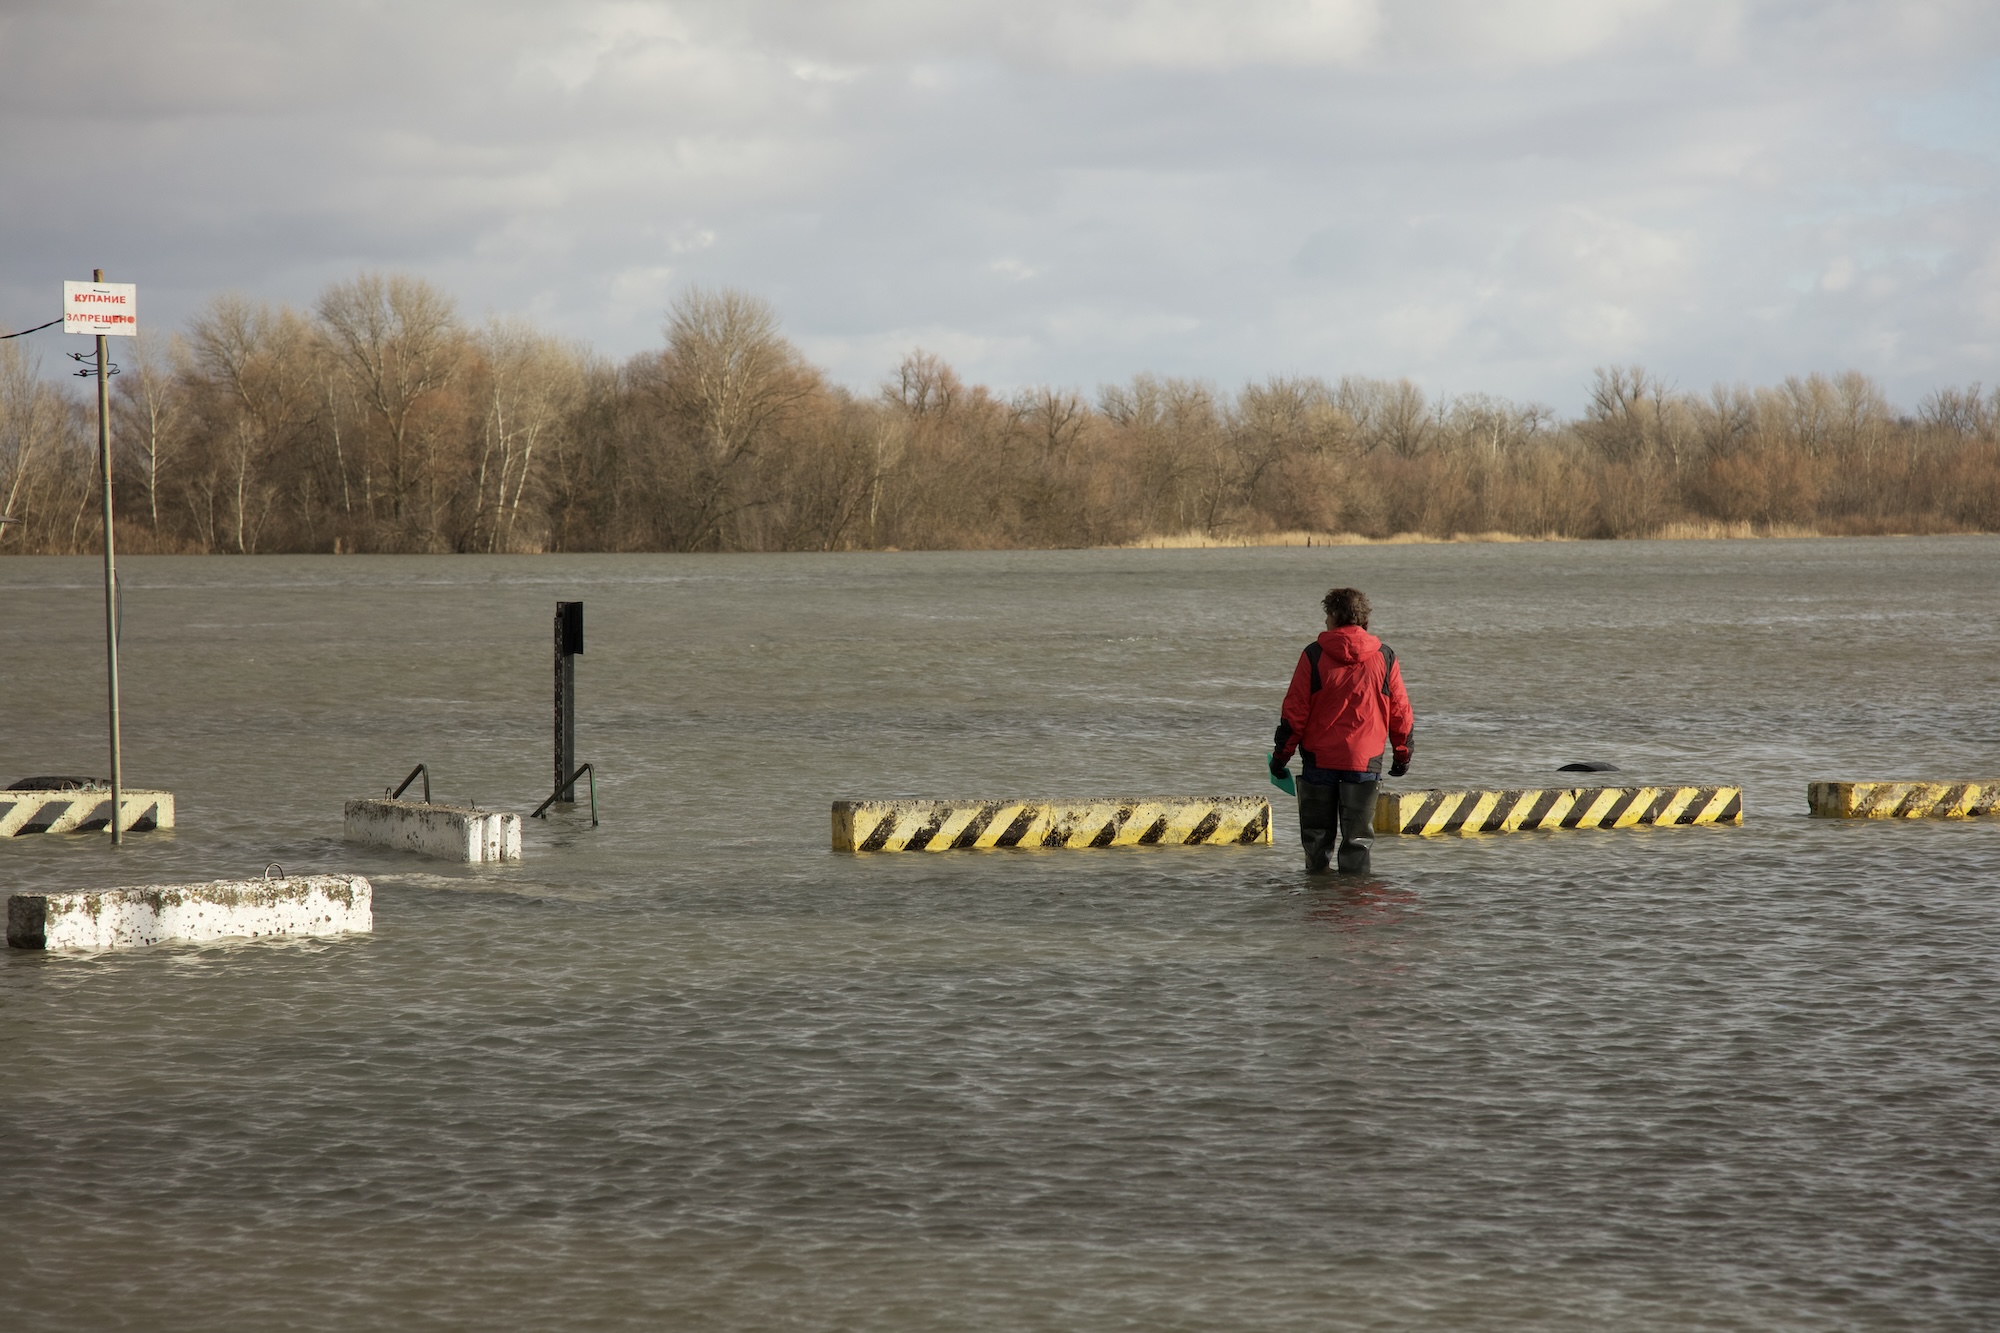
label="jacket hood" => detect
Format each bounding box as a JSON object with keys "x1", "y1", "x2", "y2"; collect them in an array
[{"x1": 1316, "y1": 624, "x2": 1381, "y2": 663}]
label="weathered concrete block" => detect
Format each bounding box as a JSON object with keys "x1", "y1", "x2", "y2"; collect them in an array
[
  {"x1": 1808, "y1": 781, "x2": 1999, "y2": 819},
  {"x1": 6, "y1": 874, "x2": 372, "y2": 952},
  {"x1": 343, "y1": 798, "x2": 521, "y2": 863},
  {"x1": 0, "y1": 788, "x2": 175, "y2": 836},
  {"x1": 1375, "y1": 784, "x2": 1743, "y2": 835},
  {"x1": 833, "y1": 796, "x2": 1271, "y2": 852}
]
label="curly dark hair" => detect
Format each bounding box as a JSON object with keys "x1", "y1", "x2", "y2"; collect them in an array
[{"x1": 1321, "y1": 587, "x2": 1371, "y2": 628}]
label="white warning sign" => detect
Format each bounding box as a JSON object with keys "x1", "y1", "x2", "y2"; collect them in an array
[{"x1": 64, "y1": 281, "x2": 138, "y2": 336}]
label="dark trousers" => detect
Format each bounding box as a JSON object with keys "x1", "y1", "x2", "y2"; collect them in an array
[{"x1": 1298, "y1": 778, "x2": 1378, "y2": 873}]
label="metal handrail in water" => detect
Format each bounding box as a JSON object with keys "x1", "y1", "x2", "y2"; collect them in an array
[
  {"x1": 531, "y1": 763, "x2": 597, "y2": 826},
  {"x1": 388, "y1": 764, "x2": 431, "y2": 803}
]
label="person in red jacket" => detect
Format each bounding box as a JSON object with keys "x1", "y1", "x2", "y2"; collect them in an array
[{"x1": 1269, "y1": 587, "x2": 1415, "y2": 873}]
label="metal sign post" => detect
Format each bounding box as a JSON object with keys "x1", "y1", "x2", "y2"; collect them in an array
[
  {"x1": 554, "y1": 601, "x2": 583, "y2": 804},
  {"x1": 66, "y1": 272, "x2": 137, "y2": 843}
]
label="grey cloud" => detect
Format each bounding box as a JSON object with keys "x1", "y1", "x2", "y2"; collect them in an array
[{"x1": 1, "y1": 0, "x2": 1997, "y2": 412}]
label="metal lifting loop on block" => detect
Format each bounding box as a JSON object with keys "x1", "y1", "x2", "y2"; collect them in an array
[
  {"x1": 388, "y1": 764, "x2": 431, "y2": 804},
  {"x1": 531, "y1": 763, "x2": 597, "y2": 827},
  {"x1": 264, "y1": 863, "x2": 285, "y2": 883}
]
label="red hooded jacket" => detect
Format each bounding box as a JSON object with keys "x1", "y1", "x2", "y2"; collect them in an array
[{"x1": 1272, "y1": 625, "x2": 1415, "y2": 774}]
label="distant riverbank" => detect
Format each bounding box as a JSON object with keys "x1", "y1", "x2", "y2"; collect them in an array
[
  {"x1": 5, "y1": 279, "x2": 1999, "y2": 559},
  {"x1": 1115, "y1": 521, "x2": 1870, "y2": 548},
  {"x1": 9, "y1": 520, "x2": 1992, "y2": 559}
]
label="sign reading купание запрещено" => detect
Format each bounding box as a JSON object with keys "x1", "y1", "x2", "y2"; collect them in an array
[{"x1": 63, "y1": 281, "x2": 137, "y2": 336}]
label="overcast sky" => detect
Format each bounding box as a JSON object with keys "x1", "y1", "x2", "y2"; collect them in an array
[{"x1": 3, "y1": 0, "x2": 1997, "y2": 412}]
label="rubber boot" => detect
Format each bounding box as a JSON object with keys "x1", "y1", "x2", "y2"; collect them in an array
[
  {"x1": 1334, "y1": 780, "x2": 1378, "y2": 874},
  {"x1": 1297, "y1": 781, "x2": 1337, "y2": 873}
]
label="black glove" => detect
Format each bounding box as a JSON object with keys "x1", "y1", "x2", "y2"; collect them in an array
[
  {"x1": 1269, "y1": 752, "x2": 1291, "y2": 780},
  {"x1": 1389, "y1": 753, "x2": 1410, "y2": 778}
]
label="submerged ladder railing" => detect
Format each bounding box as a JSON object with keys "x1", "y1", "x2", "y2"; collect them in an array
[
  {"x1": 531, "y1": 763, "x2": 597, "y2": 827},
  {"x1": 387, "y1": 764, "x2": 430, "y2": 804}
]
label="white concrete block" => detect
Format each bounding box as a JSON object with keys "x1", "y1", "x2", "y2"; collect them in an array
[
  {"x1": 342, "y1": 798, "x2": 522, "y2": 864},
  {"x1": 6, "y1": 874, "x2": 372, "y2": 952},
  {"x1": 0, "y1": 788, "x2": 175, "y2": 836}
]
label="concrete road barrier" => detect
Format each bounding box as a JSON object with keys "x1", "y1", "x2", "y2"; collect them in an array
[
  {"x1": 344, "y1": 798, "x2": 521, "y2": 863},
  {"x1": 1808, "y1": 781, "x2": 1999, "y2": 820},
  {"x1": 7, "y1": 874, "x2": 372, "y2": 952},
  {"x1": 0, "y1": 787, "x2": 174, "y2": 836},
  {"x1": 833, "y1": 796, "x2": 1271, "y2": 852},
  {"x1": 1376, "y1": 784, "x2": 1743, "y2": 836}
]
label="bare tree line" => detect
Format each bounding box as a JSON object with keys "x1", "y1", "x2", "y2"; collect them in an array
[{"x1": 4, "y1": 275, "x2": 1998, "y2": 555}]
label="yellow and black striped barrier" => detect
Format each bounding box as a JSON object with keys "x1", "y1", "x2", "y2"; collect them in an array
[
  {"x1": 832, "y1": 796, "x2": 1270, "y2": 853},
  {"x1": 0, "y1": 787, "x2": 175, "y2": 837},
  {"x1": 1374, "y1": 785, "x2": 1742, "y2": 836},
  {"x1": 1808, "y1": 781, "x2": 1998, "y2": 820}
]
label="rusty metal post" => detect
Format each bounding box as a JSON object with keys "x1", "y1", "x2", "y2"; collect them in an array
[
  {"x1": 94, "y1": 267, "x2": 124, "y2": 844},
  {"x1": 554, "y1": 601, "x2": 582, "y2": 803}
]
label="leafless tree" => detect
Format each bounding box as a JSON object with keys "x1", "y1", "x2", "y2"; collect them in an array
[
  {"x1": 888, "y1": 349, "x2": 962, "y2": 418},
  {"x1": 642, "y1": 287, "x2": 818, "y2": 551},
  {"x1": 1582, "y1": 365, "x2": 1672, "y2": 463},
  {"x1": 186, "y1": 295, "x2": 321, "y2": 553},
  {"x1": 316, "y1": 273, "x2": 464, "y2": 544},
  {"x1": 1100, "y1": 374, "x2": 1229, "y2": 534},
  {"x1": 1918, "y1": 384, "x2": 1995, "y2": 441},
  {"x1": 0, "y1": 342, "x2": 88, "y2": 551},
  {"x1": 112, "y1": 330, "x2": 190, "y2": 533},
  {"x1": 470, "y1": 320, "x2": 586, "y2": 552},
  {"x1": 1338, "y1": 376, "x2": 1434, "y2": 457}
]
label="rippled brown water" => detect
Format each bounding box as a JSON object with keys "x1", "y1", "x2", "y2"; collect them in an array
[{"x1": 4, "y1": 539, "x2": 1998, "y2": 1331}]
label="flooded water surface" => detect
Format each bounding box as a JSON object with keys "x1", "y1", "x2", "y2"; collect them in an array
[{"x1": 3, "y1": 539, "x2": 1998, "y2": 1330}]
